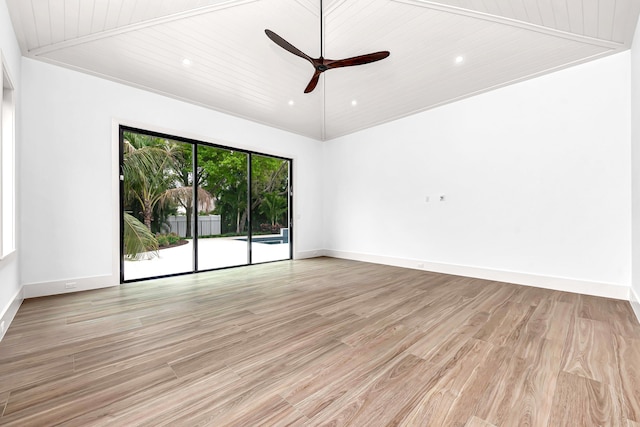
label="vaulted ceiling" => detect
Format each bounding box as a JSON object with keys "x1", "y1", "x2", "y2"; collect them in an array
[{"x1": 6, "y1": 0, "x2": 640, "y2": 140}]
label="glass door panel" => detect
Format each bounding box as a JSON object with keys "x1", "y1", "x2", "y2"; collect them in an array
[
  {"x1": 250, "y1": 154, "x2": 291, "y2": 264},
  {"x1": 196, "y1": 145, "x2": 249, "y2": 270},
  {"x1": 122, "y1": 132, "x2": 194, "y2": 281}
]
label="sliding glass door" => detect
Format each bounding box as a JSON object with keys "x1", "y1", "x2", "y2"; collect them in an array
[
  {"x1": 250, "y1": 155, "x2": 291, "y2": 264},
  {"x1": 197, "y1": 145, "x2": 249, "y2": 271},
  {"x1": 120, "y1": 127, "x2": 292, "y2": 282},
  {"x1": 121, "y1": 131, "x2": 194, "y2": 281}
]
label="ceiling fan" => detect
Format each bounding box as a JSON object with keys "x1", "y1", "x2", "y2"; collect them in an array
[{"x1": 265, "y1": 0, "x2": 390, "y2": 93}]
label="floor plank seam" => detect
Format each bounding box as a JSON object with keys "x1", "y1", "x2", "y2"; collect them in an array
[
  {"x1": 279, "y1": 394, "x2": 309, "y2": 423},
  {"x1": 167, "y1": 363, "x2": 180, "y2": 381}
]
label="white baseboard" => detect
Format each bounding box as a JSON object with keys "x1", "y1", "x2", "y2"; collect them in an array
[
  {"x1": 631, "y1": 287, "x2": 640, "y2": 325},
  {"x1": 324, "y1": 250, "x2": 630, "y2": 300},
  {"x1": 23, "y1": 275, "x2": 118, "y2": 299},
  {"x1": 294, "y1": 249, "x2": 326, "y2": 260},
  {"x1": 0, "y1": 287, "x2": 24, "y2": 341}
]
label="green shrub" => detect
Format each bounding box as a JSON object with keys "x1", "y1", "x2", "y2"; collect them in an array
[
  {"x1": 156, "y1": 234, "x2": 170, "y2": 247},
  {"x1": 155, "y1": 232, "x2": 185, "y2": 247}
]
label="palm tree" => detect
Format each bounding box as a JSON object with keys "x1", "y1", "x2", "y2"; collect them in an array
[
  {"x1": 259, "y1": 192, "x2": 288, "y2": 227},
  {"x1": 122, "y1": 133, "x2": 177, "y2": 230},
  {"x1": 162, "y1": 186, "x2": 214, "y2": 237},
  {"x1": 121, "y1": 132, "x2": 178, "y2": 259},
  {"x1": 123, "y1": 212, "x2": 158, "y2": 260}
]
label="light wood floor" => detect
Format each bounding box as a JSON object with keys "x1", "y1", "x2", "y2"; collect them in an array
[{"x1": 1, "y1": 258, "x2": 639, "y2": 426}]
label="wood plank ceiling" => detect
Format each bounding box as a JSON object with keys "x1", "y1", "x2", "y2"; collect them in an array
[{"x1": 6, "y1": 0, "x2": 640, "y2": 140}]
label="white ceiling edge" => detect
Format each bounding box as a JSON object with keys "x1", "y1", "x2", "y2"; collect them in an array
[
  {"x1": 393, "y1": 0, "x2": 626, "y2": 49},
  {"x1": 10, "y1": 0, "x2": 636, "y2": 141},
  {"x1": 20, "y1": 0, "x2": 626, "y2": 61},
  {"x1": 25, "y1": 0, "x2": 262, "y2": 56},
  {"x1": 25, "y1": 54, "x2": 325, "y2": 141},
  {"x1": 27, "y1": 46, "x2": 622, "y2": 142},
  {"x1": 7, "y1": 0, "x2": 262, "y2": 55},
  {"x1": 324, "y1": 49, "x2": 619, "y2": 141}
]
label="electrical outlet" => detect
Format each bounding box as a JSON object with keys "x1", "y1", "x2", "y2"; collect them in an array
[
  {"x1": 417, "y1": 262, "x2": 424, "y2": 268},
  {"x1": 65, "y1": 282, "x2": 77, "y2": 289}
]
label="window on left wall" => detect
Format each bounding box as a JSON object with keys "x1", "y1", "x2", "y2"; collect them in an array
[{"x1": 1, "y1": 57, "x2": 15, "y2": 259}]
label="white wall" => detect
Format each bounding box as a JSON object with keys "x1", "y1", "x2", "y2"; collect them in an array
[
  {"x1": 324, "y1": 52, "x2": 632, "y2": 299},
  {"x1": 20, "y1": 58, "x2": 323, "y2": 297},
  {"x1": 631, "y1": 16, "x2": 640, "y2": 320},
  {"x1": 0, "y1": 0, "x2": 22, "y2": 339}
]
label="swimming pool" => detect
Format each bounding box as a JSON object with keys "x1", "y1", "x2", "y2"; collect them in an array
[{"x1": 235, "y1": 235, "x2": 285, "y2": 245}]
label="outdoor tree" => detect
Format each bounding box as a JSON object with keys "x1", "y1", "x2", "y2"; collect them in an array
[
  {"x1": 123, "y1": 212, "x2": 158, "y2": 260},
  {"x1": 163, "y1": 144, "x2": 214, "y2": 238},
  {"x1": 198, "y1": 151, "x2": 289, "y2": 234},
  {"x1": 124, "y1": 133, "x2": 290, "y2": 248},
  {"x1": 122, "y1": 132, "x2": 178, "y2": 230},
  {"x1": 260, "y1": 192, "x2": 288, "y2": 227},
  {"x1": 121, "y1": 132, "x2": 184, "y2": 259},
  {"x1": 250, "y1": 156, "x2": 289, "y2": 232},
  {"x1": 199, "y1": 147, "x2": 249, "y2": 234}
]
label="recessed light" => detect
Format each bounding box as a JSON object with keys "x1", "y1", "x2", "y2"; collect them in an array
[
  {"x1": 351, "y1": 100, "x2": 358, "y2": 106},
  {"x1": 288, "y1": 100, "x2": 295, "y2": 106},
  {"x1": 182, "y1": 58, "x2": 192, "y2": 67},
  {"x1": 455, "y1": 56, "x2": 464, "y2": 64}
]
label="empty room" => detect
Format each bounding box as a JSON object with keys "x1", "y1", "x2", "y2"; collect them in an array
[{"x1": 1, "y1": 0, "x2": 640, "y2": 425}]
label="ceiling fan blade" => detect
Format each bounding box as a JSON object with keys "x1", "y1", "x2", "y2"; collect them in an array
[
  {"x1": 326, "y1": 51, "x2": 390, "y2": 69},
  {"x1": 304, "y1": 70, "x2": 322, "y2": 93},
  {"x1": 265, "y1": 29, "x2": 313, "y2": 63}
]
